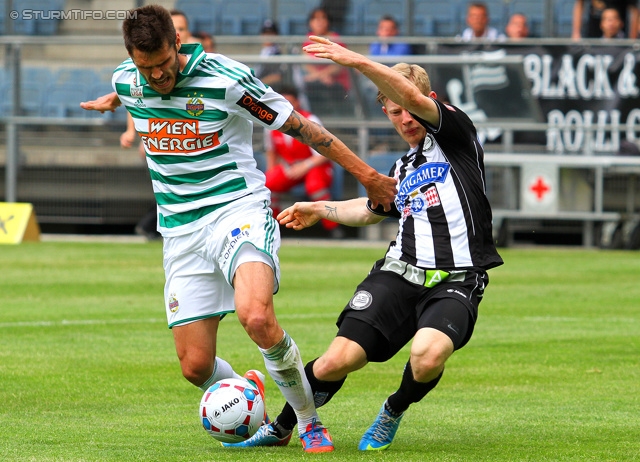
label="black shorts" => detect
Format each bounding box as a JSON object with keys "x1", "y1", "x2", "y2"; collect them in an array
[{"x1": 336, "y1": 259, "x2": 489, "y2": 362}]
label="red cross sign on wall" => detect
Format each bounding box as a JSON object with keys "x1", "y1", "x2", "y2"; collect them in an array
[
  {"x1": 529, "y1": 176, "x2": 551, "y2": 201},
  {"x1": 521, "y1": 165, "x2": 558, "y2": 212}
]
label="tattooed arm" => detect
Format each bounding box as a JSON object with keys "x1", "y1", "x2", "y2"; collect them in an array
[
  {"x1": 279, "y1": 110, "x2": 396, "y2": 211},
  {"x1": 277, "y1": 198, "x2": 385, "y2": 231}
]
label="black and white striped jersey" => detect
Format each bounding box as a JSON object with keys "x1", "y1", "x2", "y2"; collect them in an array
[{"x1": 369, "y1": 98, "x2": 503, "y2": 271}]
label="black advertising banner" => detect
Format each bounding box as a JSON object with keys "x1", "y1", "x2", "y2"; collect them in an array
[{"x1": 434, "y1": 43, "x2": 640, "y2": 153}]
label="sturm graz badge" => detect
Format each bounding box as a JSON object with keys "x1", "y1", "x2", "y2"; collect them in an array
[
  {"x1": 349, "y1": 290, "x2": 372, "y2": 310},
  {"x1": 423, "y1": 134, "x2": 435, "y2": 152}
]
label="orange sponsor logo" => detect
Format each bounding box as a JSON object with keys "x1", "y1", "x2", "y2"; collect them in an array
[
  {"x1": 141, "y1": 119, "x2": 220, "y2": 153},
  {"x1": 236, "y1": 92, "x2": 277, "y2": 126}
]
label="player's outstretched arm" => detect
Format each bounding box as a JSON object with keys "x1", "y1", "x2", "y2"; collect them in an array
[
  {"x1": 279, "y1": 110, "x2": 396, "y2": 211},
  {"x1": 80, "y1": 92, "x2": 122, "y2": 113},
  {"x1": 277, "y1": 198, "x2": 385, "y2": 231},
  {"x1": 302, "y1": 36, "x2": 438, "y2": 126}
]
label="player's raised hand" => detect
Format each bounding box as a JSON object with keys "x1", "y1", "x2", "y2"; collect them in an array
[
  {"x1": 80, "y1": 92, "x2": 122, "y2": 113},
  {"x1": 302, "y1": 35, "x2": 365, "y2": 68},
  {"x1": 277, "y1": 202, "x2": 320, "y2": 230}
]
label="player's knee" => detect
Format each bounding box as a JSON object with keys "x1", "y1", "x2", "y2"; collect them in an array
[
  {"x1": 238, "y1": 308, "x2": 279, "y2": 346},
  {"x1": 313, "y1": 352, "x2": 351, "y2": 381},
  {"x1": 411, "y1": 353, "x2": 447, "y2": 382},
  {"x1": 239, "y1": 307, "x2": 270, "y2": 332},
  {"x1": 180, "y1": 356, "x2": 213, "y2": 386}
]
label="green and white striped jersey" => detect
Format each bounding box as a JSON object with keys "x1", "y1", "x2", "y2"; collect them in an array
[{"x1": 113, "y1": 43, "x2": 294, "y2": 237}]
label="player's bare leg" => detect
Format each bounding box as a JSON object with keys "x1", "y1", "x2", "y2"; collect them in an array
[
  {"x1": 409, "y1": 327, "x2": 454, "y2": 381},
  {"x1": 231, "y1": 260, "x2": 333, "y2": 452},
  {"x1": 172, "y1": 317, "x2": 243, "y2": 391},
  {"x1": 312, "y1": 336, "x2": 369, "y2": 381}
]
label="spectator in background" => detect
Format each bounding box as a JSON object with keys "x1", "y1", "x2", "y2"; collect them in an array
[
  {"x1": 600, "y1": 8, "x2": 626, "y2": 38},
  {"x1": 369, "y1": 15, "x2": 413, "y2": 56},
  {"x1": 302, "y1": 8, "x2": 352, "y2": 116},
  {"x1": 572, "y1": 0, "x2": 638, "y2": 39},
  {"x1": 320, "y1": 0, "x2": 349, "y2": 34},
  {"x1": 193, "y1": 31, "x2": 216, "y2": 52},
  {"x1": 505, "y1": 13, "x2": 530, "y2": 40},
  {"x1": 367, "y1": 15, "x2": 413, "y2": 154},
  {"x1": 459, "y1": 2, "x2": 505, "y2": 41},
  {"x1": 264, "y1": 85, "x2": 339, "y2": 234},
  {"x1": 255, "y1": 19, "x2": 285, "y2": 86},
  {"x1": 169, "y1": 9, "x2": 200, "y2": 44}
]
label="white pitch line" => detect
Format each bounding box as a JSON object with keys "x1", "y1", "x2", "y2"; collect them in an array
[
  {"x1": 523, "y1": 316, "x2": 638, "y2": 323},
  {"x1": 0, "y1": 318, "x2": 165, "y2": 328},
  {"x1": 0, "y1": 313, "x2": 336, "y2": 328}
]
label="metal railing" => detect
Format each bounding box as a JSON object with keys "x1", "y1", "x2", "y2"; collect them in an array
[{"x1": 1, "y1": 35, "x2": 639, "y2": 245}]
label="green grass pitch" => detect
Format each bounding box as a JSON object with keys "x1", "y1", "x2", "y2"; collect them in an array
[{"x1": 1, "y1": 240, "x2": 639, "y2": 461}]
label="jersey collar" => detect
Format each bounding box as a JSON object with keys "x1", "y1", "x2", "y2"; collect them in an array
[{"x1": 178, "y1": 43, "x2": 206, "y2": 77}]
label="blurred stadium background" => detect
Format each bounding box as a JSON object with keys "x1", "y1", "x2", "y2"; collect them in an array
[{"x1": 1, "y1": 0, "x2": 639, "y2": 248}]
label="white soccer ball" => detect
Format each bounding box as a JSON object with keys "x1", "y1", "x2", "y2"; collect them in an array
[{"x1": 199, "y1": 378, "x2": 265, "y2": 443}]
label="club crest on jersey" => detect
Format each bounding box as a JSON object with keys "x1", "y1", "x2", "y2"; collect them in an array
[
  {"x1": 422, "y1": 134, "x2": 435, "y2": 152},
  {"x1": 395, "y1": 162, "x2": 450, "y2": 210},
  {"x1": 186, "y1": 93, "x2": 205, "y2": 116},
  {"x1": 349, "y1": 291, "x2": 372, "y2": 310}
]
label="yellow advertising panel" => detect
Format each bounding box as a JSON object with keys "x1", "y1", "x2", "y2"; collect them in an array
[{"x1": 0, "y1": 203, "x2": 41, "y2": 244}]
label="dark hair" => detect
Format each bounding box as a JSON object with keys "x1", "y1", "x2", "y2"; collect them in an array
[
  {"x1": 169, "y1": 9, "x2": 189, "y2": 26},
  {"x1": 261, "y1": 19, "x2": 279, "y2": 34},
  {"x1": 123, "y1": 5, "x2": 176, "y2": 56},
  {"x1": 468, "y1": 2, "x2": 488, "y2": 13},
  {"x1": 274, "y1": 84, "x2": 299, "y2": 98},
  {"x1": 308, "y1": 7, "x2": 332, "y2": 25},
  {"x1": 193, "y1": 31, "x2": 214, "y2": 41},
  {"x1": 380, "y1": 14, "x2": 398, "y2": 26}
]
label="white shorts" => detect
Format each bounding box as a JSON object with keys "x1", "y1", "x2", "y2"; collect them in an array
[{"x1": 162, "y1": 197, "x2": 281, "y2": 328}]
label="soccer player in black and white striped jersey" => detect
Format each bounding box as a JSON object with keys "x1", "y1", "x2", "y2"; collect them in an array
[{"x1": 230, "y1": 37, "x2": 504, "y2": 451}]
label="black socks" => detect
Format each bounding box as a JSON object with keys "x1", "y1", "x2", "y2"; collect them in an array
[
  {"x1": 386, "y1": 361, "x2": 443, "y2": 415},
  {"x1": 273, "y1": 358, "x2": 347, "y2": 433}
]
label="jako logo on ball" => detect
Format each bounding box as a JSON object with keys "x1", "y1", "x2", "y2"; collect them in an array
[
  {"x1": 199, "y1": 378, "x2": 265, "y2": 443},
  {"x1": 219, "y1": 397, "x2": 241, "y2": 414}
]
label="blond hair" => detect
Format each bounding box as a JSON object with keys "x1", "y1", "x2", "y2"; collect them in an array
[{"x1": 376, "y1": 63, "x2": 431, "y2": 105}]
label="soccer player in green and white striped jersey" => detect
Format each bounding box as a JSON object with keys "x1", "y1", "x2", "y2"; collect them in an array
[{"x1": 80, "y1": 4, "x2": 395, "y2": 453}]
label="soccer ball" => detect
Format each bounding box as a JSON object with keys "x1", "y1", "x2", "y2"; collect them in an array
[{"x1": 199, "y1": 378, "x2": 265, "y2": 443}]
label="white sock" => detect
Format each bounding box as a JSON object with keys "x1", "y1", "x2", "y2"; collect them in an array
[
  {"x1": 260, "y1": 331, "x2": 318, "y2": 434},
  {"x1": 198, "y1": 357, "x2": 242, "y2": 392}
]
